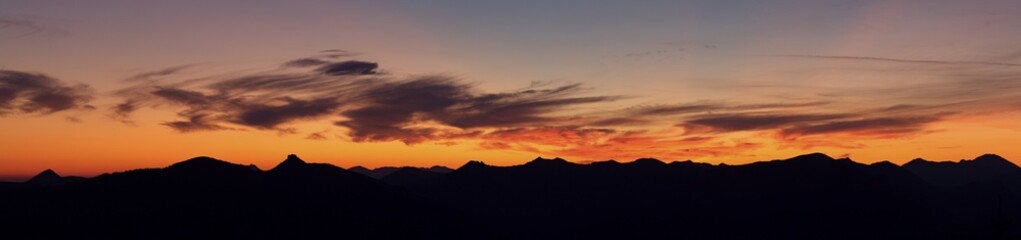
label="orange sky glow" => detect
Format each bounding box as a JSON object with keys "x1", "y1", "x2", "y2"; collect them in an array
[{"x1": 2, "y1": 1, "x2": 1021, "y2": 180}]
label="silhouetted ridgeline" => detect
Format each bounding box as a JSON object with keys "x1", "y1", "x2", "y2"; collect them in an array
[
  {"x1": 0, "y1": 153, "x2": 1019, "y2": 240},
  {"x1": 0, "y1": 154, "x2": 483, "y2": 239}
]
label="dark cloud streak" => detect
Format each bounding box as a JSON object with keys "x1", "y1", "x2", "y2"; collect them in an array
[
  {"x1": 317, "y1": 61, "x2": 379, "y2": 76},
  {"x1": 0, "y1": 17, "x2": 45, "y2": 35},
  {"x1": 235, "y1": 98, "x2": 342, "y2": 129},
  {"x1": 283, "y1": 58, "x2": 331, "y2": 67},
  {"x1": 683, "y1": 113, "x2": 849, "y2": 132},
  {"x1": 780, "y1": 115, "x2": 942, "y2": 137},
  {"x1": 630, "y1": 101, "x2": 828, "y2": 116},
  {"x1": 0, "y1": 70, "x2": 93, "y2": 115},
  {"x1": 113, "y1": 55, "x2": 617, "y2": 143},
  {"x1": 336, "y1": 78, "x2": 617, "y2": 144},
  {"x1": 162, "y1": 114, "x2": 228, "y2": 133},
  {"x1": 124, "y1": 65, "x2": 192, "y2": 82}
]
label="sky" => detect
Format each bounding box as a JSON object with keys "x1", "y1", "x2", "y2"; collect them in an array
[{"x1": 2, "y1": 0, "x2": 1021, "y2": 180}]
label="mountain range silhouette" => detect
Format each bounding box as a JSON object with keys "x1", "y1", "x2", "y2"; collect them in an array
[{"x1": 0, "y1": 153, "x2": 1018, "y2": 239}]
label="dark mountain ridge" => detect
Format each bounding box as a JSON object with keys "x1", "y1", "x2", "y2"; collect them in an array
[
  {"x1": 398, "y1": 153, "x2": 1021, "y2": 239},
  {"x1": 0, "y1": 154, "x2": 485, "y2": 240},
  {"x1": 0, "y1": 169, "x2": 85, "y2": 191},
  {"x1": 904, "y1": 153, "x2": 1021, "y2": 187},
  {"x1": 0, "y1": 153, "x2": 1018, "y2": 239}
]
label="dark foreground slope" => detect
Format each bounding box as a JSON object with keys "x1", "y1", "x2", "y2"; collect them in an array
[
  {"x1": 1, "y1": 153, "x2": 1018, "y2": 240},
  {"x1": 393, "y1": 153, "x2": 1021, "y2": 240},
  {"x1": 0, "y1": 155, "x2": 484, "y2": 240}
]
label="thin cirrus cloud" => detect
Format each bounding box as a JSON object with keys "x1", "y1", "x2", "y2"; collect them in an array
[
  {"x1": 282, "y1": 58, "x2": 333, "y2": 68},
  {"x1": 124, "y1": 65, "x2": 193, "y2": 82},
  {"x1": 282, "y1": 50, "x2": 367, "y2": 69},
  {"x1": 0, "y1": 17, "x2": 45, "y2": 34},
  {"x1": 316, "y1": 61, "x2": 380, "y2": 76},
  {"x1": 0, "y1": 70, "x2": 94, "y2": 116},
  {"x1": 162, "y1": 114, "x2": 231, "y2": 133},
  {"x1": 678, "y1": 112, "x2": 944, "y2": 138},
  {"x1": 779, "y1": 115, "x2": 944, "y2": 137},
  {"x1": 761, "y1": 54, "x2": 1021, "y2": 67},
  {"x1": 591, "y1": 101, "x2": 832, "y2": 127},
  {"x1": 0, "y1": 16, "x2": 69, "y2": 39},
  {"x1": 801, "y1": 53, "x2": 1021, "y2": 115},
  {"x1": 674, "y1": 104, "x2": 950, "y2": 140},
  {"x1": 681, "y1": 113, "x2": 851, "y2": 133},
  {"x1": 652, "y1": 101, "x2": 830, "y2": 116}
]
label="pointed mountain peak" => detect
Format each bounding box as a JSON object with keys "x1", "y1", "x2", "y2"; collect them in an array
[
  {"x1": 348, "y1": 166, "x2": 371, "y2": 172},
  {"x1": 36, "y1": 169, "x2": 59, "y2": 177},
  {"x1": 346, "y1": 166, "x2": 374, "y2": 177},
  {"x1": 27, "y1": 169, "x2": 61, "y2": 183},
  {"x1": 271, "y1": 154, "x2": 308, "y2": 172},
  {"x1": 458, "y1": 160, "x2": 489, "y2": 171},
  {"x1": 285, "y1": 154, "x2": 306, "y2": 163}
]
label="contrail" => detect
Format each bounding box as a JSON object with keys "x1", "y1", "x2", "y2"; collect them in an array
[{"x1": 761, "y1": 54, "x2": 1021, "y2": 67}]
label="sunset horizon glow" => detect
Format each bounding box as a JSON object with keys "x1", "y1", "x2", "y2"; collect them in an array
[{"x1": 3, "y1": 0, "x2": 1021, "y2": 181}]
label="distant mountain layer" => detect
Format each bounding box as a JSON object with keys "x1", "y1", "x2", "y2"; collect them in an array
[{"x1": 0, "y1": 153, "x2": 1019, "y2": 240}]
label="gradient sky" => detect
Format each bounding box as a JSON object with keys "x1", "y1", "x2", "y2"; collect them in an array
[{"x1": 2, "y1": 0, "x2": 1021, "y2": 180}]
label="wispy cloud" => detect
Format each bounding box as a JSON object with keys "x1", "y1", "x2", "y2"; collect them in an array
[
  {"x1": 124, "y1": 65, "x2": 193, "y2": 82},
  {"x1": 0, "y1": 17, "x2": 44, "y2": 32},
  {"x1": 0, "y1": 16, "x2": 68, "y2": 39},
  {"x1": 305, "y1": 130, "x2": 329, "y2": 140},
  {"x1": 337, "y1": 78, "x2": 617, "y2": 144},
  {"x1": 681, "y1": 113, "x2": 850, "y2": 133},
  {"x1": 112, "y1": 54, "x2": 621, "y2": 145},
  {"x1": 627, "y1": 100, "x2": 825, "y2": 117},
  {"x1": 162, "y1": 114, "x2": 231, "y2": 132},
  {"x1": 0, "y1": 70, "x2": 93, "y2": 116},
  {"x1": 317, "y1": 61, "x2": 379, "y2": 76},
  {"x1": 283, "y1": 58, "x2": 332, "y2": 68},
  {"x1": 98, "y1": 49, "x2": 1021, "y2": 160},
  {"x1": 779, "y1": 115, "x2": 944, "y2": 137}
]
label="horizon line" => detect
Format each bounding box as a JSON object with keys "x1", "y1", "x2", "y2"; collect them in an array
[{"x1": 0, "y1": 151, "x2": 1008, "y2": 182}]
